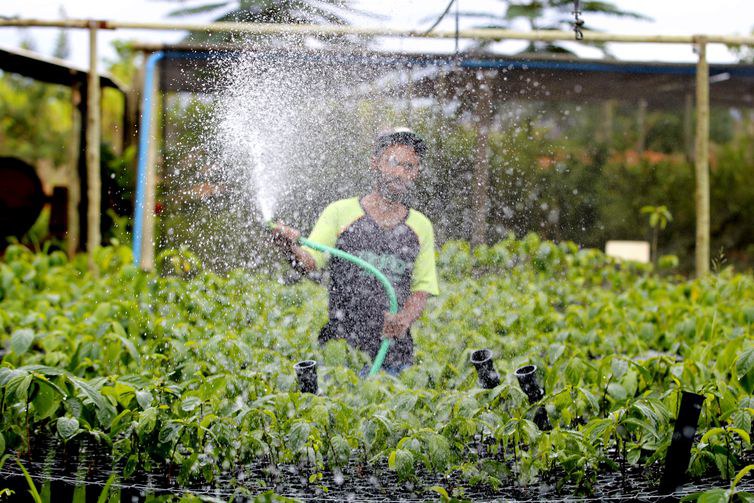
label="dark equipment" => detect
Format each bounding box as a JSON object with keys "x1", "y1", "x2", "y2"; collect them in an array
[{"x1": 0, "y1": 157, "x2": 45, "y2": 244}]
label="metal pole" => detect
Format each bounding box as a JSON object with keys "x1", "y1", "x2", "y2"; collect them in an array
[
  {"x1": 133, "y1": 52, "x2": 164, "y2": 268},
  {"x1": 86, "y1": 22, "x2": 101, "y2": 272},
  {"x1": 695, "y1": 37, "x2": 710, "y2": 276},
  {"x1": 3, "y1": 18, "x2": 754, "y2": 46},
  {"x1": 141, "y1": 68, "x2": 160, "y2": 272}
]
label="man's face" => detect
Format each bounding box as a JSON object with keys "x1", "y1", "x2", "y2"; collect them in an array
[{"x1": 372, "y1": 144, "x2": 421, "y2": 202}]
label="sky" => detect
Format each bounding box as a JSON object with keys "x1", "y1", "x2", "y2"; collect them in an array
[{"x1": 0, "y1": 0, "x2": 753, "y2": 71}]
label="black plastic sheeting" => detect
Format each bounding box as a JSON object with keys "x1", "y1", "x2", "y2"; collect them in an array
[{"x1": 1, "y1": 438, "x2": 752, "y2": 502}]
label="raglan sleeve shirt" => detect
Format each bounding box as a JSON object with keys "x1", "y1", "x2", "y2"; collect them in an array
[
  {"x1": 305, "y1": 201, "x2": 340, "y2": 270},
  {"x1": 305, "y1": 200, "x2": 440, "y2": 297},
  {"x1": 407, "y1": 210, "x2": 440, "y2": 296}
]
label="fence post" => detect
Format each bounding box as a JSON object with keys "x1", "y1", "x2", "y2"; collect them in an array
[
  {"x1": 694, "y1": 36, "x2": 710, "y2": 276},
  {"x1": 86, "y1": 22, "x2": 101, "y2": 272}
]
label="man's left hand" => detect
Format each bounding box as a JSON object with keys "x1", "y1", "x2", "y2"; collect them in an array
[{"x1": 383, "y1": 312, "x2": 410, "y2": 340}]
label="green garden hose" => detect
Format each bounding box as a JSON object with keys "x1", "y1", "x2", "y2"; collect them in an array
[{"x1": 269, "y1": 223, "x2": 398, "y2": 376}]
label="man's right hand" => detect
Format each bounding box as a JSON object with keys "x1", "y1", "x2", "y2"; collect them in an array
[{"x1": 271, "y1": 224, "x2": 301, "y2": 250}]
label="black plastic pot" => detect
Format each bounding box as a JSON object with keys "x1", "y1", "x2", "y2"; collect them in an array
[
  {"x1": 514, "y1": 365, "x2": 544, "y2": 403},
  {"x1": 515, "y1": 365, "x2": 551, "y2": 431},
  {"x1": 532, "y1": 406, "x2": 552, "y2": 431},
  {"x1": 660, "y1": 391, "x2": 706, "y2": 493},
  {"x1": 470, "y1": 349, "x2": 500, "y2": 389},
  {"x1": 294, "y1": 360, "x2": 318, "y2": 394}
]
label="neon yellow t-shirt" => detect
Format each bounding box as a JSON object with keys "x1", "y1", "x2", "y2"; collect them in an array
[{"x1": 305, "y1": 197, "x2": 439, "y2": 296}]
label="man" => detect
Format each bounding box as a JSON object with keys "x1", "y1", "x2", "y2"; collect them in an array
[{"x1": 272, "y1": 128, "x2": 439, "y2": 375}]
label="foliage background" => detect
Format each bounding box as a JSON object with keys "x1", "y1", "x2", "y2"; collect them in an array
[{"x1": 1, "y1": 22, "x2": 754, "y2": 273}]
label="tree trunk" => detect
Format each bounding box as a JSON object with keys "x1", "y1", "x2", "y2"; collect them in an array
[
  {"x1": 470, "y1": 74, "x2": 493, "y2": 247},
  {"x1": 684, "y1": 92, "x2": 694, "y2": 162},
  {"x1": 636, "y1": 98, "x2": 647, "y2": 152}
]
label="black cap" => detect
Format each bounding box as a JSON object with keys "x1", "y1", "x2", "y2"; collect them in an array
[{"x1": 373, "y1": 127, "x2": 427, "y2": 160}]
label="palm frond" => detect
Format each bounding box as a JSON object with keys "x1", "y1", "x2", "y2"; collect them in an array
[
  {"x1": 579, "y1": 1, "x2": 652, "y2": 20},
  {"x1": 166, "y1": 1, "x2": 232, "y2": 17}
]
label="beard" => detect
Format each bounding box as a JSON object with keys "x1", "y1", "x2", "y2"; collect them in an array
[{"x1": 376, "y1": 173, "x2": 415, "y2": 205}]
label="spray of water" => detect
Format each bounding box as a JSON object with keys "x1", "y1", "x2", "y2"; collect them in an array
[
  {"x1": 217, "y1": 50, "x2": 389, "y2": 221},
  {"x1": 162, "y1": 45, "x2": 403, "y2": 270}
]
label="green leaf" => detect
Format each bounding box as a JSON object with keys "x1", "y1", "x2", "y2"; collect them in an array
[
  {"x1": 0, "y1": 432, "x2": 5, "y2": 454},
  {"x1": 6, "y1": 372, "x2": 32, "y2": 403},
  {"x1": 578, "y1": 387, "x2": 600, "y2": 412},
  {"x1": 330, "y1": 434, "x2": 351, "y2": 467},
  {"x1": 696, "y1": 488, "x2": 730, "y2": 503},
  {"x1": 584, "y1": 418, "x2": 613, "y2": 444},
  {"x1": 109, "y1": 410, "x2": 133, "y2": 437},
  {"x1": 112, "y1": 438, "x2": 132, "y2": 462},
  {"x1": 15, "y1": 459, "x2": 42, "y2": 503},
  {"x1": 65, "y1": 397, "x2": 84, "y2": 418},
  {"x1": 124, "y1": 454, "x2": 138, "y2": 478},
  {"x1": 737, "y1": 348, "x2": 754, "y2": 393},
  {"x1": 158, "y1": 423, "x2": 182, "y2": 445},
  {"x1": 113, "y1": 334, "x2": 140, "y2": 365},
  {"x1": 607, "y1": 382, "x2": 627, "y2": 401},
  {"x1": 21, "y1": 365, "x2": 66, "y2": 376},
  {"x1": 743, "y1": 306, "x2": 754, "y2": 324},
  {"x1": 97, "y1": 473, "x2": 117, "y2": 503},
  {"x1": 735, "y1": 491, "x2": 754, "y2": 503},
  {"x1": 68, "y1": 376, "x2": 116, "y2": 425},
  {"x1": 0, "y1": 367, "x2": 13, "y2": 386},
  {"x1": 10, "y1": 329, "x2": 34, "y2": 355},
  {"x1": 733, "y1": 463, "x2": 754, "y2": 490},
  {"x1": 136, "y1": 407, "x2": 158, "y2": 439},
  {"x1": 729, "y1": 427, "x2": 751, "y2": 445},
  {"x1": 57, "y1": 416, "x2": 79, "y2": 440},
  {"x1": 32, "y1": 381, "x2": 61, "y2": 420},
  {"x1": 713, "y1": 452, "x2": 735, "y2": 480},
  {"x1": 388, "y1": 448, "x2": 415, "y2": 479},
  {"x1": 180, "y1": 396, "x2": 201, "y2": 412},
  {"x1": 426, "y1": 433, "x2": 451, "y2": 471},
  {"x1": 627, "y1": 447, "x2": 641, "y2": 465},
  {"x1": 611, "y1": 358, "x2": 628, "y2": 379},
  {"x1": 731, "y1": 410, "x2": 752, "y2": 433},
  {"x1": 430, "y1": 485, "x2": 450, "y2": 502},
  {"x1": 135, "y1": 390, "x2": 153, "y2": 409},
  {"x1": 288, "y1": 421, "x2": 311, "y2": 454}
]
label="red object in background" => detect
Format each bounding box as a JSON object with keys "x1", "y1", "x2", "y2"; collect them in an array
[{"x1": 155, "y1": 202, "x2": 164, "y2": 215}]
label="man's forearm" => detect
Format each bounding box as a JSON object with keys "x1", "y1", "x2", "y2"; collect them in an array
[
  {"x1": 289, "y1": 244, "x2": 317, "y2": 274},
  {"x1": 398, "y1": 291, "x2": 429, "y2": 326}
]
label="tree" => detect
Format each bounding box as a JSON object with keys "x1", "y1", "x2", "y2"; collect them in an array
[
  {"x1": 641, "y1": 205, "x2": 672, "y2": 266},
  {"x1": 158, "y1": 0, "x2": 375, "y2": 45},
  {"x1": 457, "y1": 0, "x2": 650, "y2": 55},
  {"x1": 0, "y1": 74, "x2": 72, "y2": 168},
  {"x1": 53, "y1": 7, "x2": 71, "y2": 60},
  {"x1": 731, "y1": 25, "x2": 754, "y2": 63}
]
